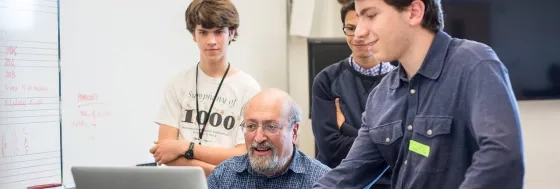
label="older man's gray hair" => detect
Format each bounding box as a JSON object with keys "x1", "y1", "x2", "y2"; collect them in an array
[{"x1": 282, "y1": 98, "x2": 302, "y2": 129}]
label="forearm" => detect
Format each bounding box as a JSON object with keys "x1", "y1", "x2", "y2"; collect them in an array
[
  {"x1": 165, "y1": 158, "x2": 216, "y2": 177},
  {"x1": 193, "y1": 144, "x2": 246, "y2": 165},
  {"x1": 170, "y1": 139, "x2": 245, "y2": 165},
  {"x1": 313, "y1": 127, "x2": 387, "y2": 189},
  {"x1": 311, "y1": 94, "x2": 357, "y2": 162},
  {"x1": 339, "y1": 122, "x2": 359, "y2": 137},
  {"x1": 313, "y1": 121, "x2": 356, "y2": 162},
  {"x1": 318, "y1": 134, "x2": 356, "y2": 163}
]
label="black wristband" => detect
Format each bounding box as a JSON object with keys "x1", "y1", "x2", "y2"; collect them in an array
[{"x1": 184, "y1": 142, "x2": 195, "y2": 160}]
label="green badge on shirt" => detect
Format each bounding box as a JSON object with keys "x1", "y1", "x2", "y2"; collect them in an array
[{"x1": 409, "y1": 140, "x2": 430, "y2": 157}]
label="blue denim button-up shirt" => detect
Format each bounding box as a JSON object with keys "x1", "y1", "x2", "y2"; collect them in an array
[{"x1": 313, "y1": 30, "x2": 524, "y2": 189}]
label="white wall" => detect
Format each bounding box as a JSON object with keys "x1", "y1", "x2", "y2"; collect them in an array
[
  {"x1": 518, "y1": 100, "x2": 560, "y2": 189},
  {"x1": 287, "y1": 1, "x2": 560, "y2": 188}
]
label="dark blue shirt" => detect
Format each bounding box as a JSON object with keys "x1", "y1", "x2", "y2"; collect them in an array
[
  {"x1": 313, "y1": 30, "x2": 525, "y2": 189},
  {"x1": 208, "y1": 149, "x2": 330, "y2": 189}
]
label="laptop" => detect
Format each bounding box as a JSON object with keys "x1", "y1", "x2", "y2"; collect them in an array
[{"x1": 71, "y1": 166, "x2": 208, "y2": 189}]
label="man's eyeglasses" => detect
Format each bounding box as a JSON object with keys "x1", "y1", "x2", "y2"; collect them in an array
[
  {"x1": 342, "y1": 26, "x2": 356, "y2": 36},
  {"x1": 240, "y1": 121, "x2": 289, "y2": 135}
]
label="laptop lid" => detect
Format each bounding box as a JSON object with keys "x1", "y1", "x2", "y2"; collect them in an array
[{"x1": 71, "y1": 166, "x2": 207, "y2": 189}]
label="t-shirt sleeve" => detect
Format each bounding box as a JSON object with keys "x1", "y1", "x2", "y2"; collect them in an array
[
  {"x1": 154, "y1": 76, "x2": 182, "y2": 128},
  {"x1": 234, "y1": 78, "x2": 261, "y2": 146}
]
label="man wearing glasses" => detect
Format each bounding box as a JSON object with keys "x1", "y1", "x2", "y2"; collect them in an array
[
  {"x1": 207, "y1": 88, "x2": 330, "y2": 189},
  {"x1": 310, "y1": 1, "x2": 395, "y2": 189}
]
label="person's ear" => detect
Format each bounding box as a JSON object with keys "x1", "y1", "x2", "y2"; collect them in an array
[
  {"x1": 407, "y1": 0, "x2": 425, "y2": 27},
  {"x1": 291, "y1": 122, "x2": 299, "y2": 144},
  {"x1": 229, "y1": 29, "x2": 236, "y2": 41}
]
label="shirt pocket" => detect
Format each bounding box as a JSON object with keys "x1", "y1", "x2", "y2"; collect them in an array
[
  {"x1": 369, "y1": 120, "x2": 404, "y2": 163},
  {"x1": 409, "y1": 116, "x2": 453, "y2": 173}
]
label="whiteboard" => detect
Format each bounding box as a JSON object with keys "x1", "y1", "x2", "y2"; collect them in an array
[
  {"x1": 0, "y1": 0, "x2": 62, "y2": 188},
  {"x1": 59, "y1": 0, "x2": 288, "y2": 187}
]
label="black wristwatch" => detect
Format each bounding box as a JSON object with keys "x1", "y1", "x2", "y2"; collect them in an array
[{"x1": 184, "y1": 142, "x2": 195, "y2": 160}]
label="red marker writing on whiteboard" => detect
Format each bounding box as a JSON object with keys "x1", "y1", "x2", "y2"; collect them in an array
[{"x1": 27, "y1": 183, "x2": 62, "y2": 189}]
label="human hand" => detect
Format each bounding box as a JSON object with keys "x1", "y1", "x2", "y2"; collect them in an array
[
  {"x1": 335, "y1": 98, "x2": 345, "y2": 129},
  {"x1": 149, "y1": 140, "x2": 188, "y2": 165}
]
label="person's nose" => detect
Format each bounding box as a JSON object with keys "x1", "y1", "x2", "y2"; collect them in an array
[
  {"x1": 207, "y1": 35, "x2": 217, "y2": 46},
  {"x1": 354, "y1": 20, "x2": 368, "y2": 41},
  {"x1": 253, "y1": 126, "x2": 268, "y2": 143}
]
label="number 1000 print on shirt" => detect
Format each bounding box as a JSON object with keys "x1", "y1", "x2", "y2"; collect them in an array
[{"x1": 182, "y1": 109, "x2": 236, "y2": 130}]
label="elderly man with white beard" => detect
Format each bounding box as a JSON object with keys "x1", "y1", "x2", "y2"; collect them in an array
[{"x1": 206, "y1": 88, "x2": 331, "y2": 189}]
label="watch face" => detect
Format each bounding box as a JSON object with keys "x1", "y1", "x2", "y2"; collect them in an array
[{"x1": 185, "y1": 151, "x2": 193, "y2": 159}]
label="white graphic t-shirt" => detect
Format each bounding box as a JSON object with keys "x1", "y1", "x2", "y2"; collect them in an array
[{"x1": 155, "y1": 65, "x2": 261, "y2": 148}]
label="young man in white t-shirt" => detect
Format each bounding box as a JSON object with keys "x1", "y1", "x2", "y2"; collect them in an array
[{"x1": 149, "y1": 0, "x2": 261, "y2": 176}]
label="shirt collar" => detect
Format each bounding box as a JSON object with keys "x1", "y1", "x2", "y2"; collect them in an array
[
  {"x1": 232, "y1": 147, "x2": 306, "y2": 175},
  {"x1": 390, "y1": 30, "x2": 452, "y2": 89},
  {"x1": 349, "y1": 55, "x2": 395, "y2": 76}
]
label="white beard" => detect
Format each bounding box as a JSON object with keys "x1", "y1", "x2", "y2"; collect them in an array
[{"x1": 248, "y1": 142, "x2": 292, "y2": 175}]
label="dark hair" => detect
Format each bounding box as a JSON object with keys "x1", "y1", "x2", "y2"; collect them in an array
[
  {"x1": 340, "y1": 1, "x2": 356, "y2": 24},
  {"x1": 337, "y1": 0, "x2": 354, "y2": 5},
  {"x1": 385, "y1": 0, "x2": 444, "y2": 31},
  {"x1": 185, "y1": 0, "x2": 240, "y2": 42}
]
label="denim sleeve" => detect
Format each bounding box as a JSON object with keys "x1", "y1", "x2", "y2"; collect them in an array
[
  {"x1": 459, "y1": 60, "x2": 525, "y2": 189},
  {"x1": 313, "y1": 124, "x2": 388, "y2": 188}
]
